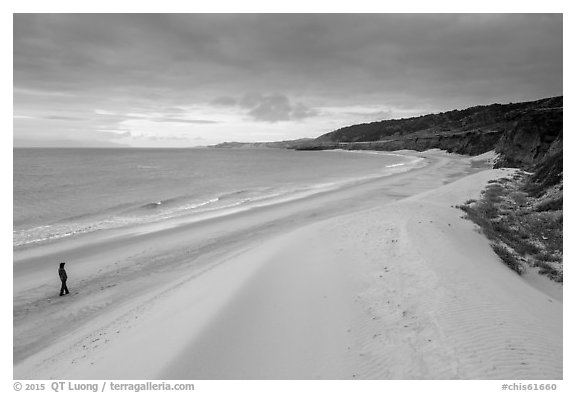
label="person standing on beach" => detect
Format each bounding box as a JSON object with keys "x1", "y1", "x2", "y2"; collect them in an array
[{"x1": 58, "y1": 262, "x2": 70, "y2": 296}]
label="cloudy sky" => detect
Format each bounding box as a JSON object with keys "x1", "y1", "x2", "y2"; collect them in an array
[{"x1": 13, "y1": 14, "x2": 562, "y2": 147}]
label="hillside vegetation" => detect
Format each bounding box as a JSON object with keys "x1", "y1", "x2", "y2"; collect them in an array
[
  {"x1": 458, "y1": 170, "x2": 562, "y2": 282},
  {"x1": 303, "y1": 96, "x2": 562, "y2": 170},
  {"x1": 309, "y1": 96, "x2": 563, "y2": 281}
]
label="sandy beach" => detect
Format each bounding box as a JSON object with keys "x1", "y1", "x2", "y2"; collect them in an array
[{"x1": 13, "y1": 150, "x2": 562, "y2": 380}]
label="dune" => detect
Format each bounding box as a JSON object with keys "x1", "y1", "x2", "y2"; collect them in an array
[{"x1": 13, "y1": 150, "x2": 562, "y2": 379}]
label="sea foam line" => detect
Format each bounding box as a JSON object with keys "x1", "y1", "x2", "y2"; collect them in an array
[{"x1": 14, "y1": 156, "x2": 427, "y2": 249}]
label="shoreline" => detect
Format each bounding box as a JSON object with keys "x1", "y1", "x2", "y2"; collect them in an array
[
  {"x1": 13, "y1": 150, "x2": 562, "y2": 379},
  {"x1": 13, "y1": 150, "x2": 433, "y2": 269},
  {"x1": 13, "y1": 151, "x2": 420, "y2": 251}
]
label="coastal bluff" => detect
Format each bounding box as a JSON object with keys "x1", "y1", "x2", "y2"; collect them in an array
[
  {"x1": 301, "y1": 96, "x2": 563, "y2": 172},
  {"x1": 213, "y1": 96, "x2": 562, "y2": 174}
]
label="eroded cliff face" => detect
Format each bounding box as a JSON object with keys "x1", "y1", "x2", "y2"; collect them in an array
[
  {"x1": 303, "y1": 130, "x2": 504, "y2": 156},
  {"x1": 301, "y1": 97, "x2": 562, "y2": 173},
  {"x1": 494, "y1": 108, "x2": 563, "y2": 169}
]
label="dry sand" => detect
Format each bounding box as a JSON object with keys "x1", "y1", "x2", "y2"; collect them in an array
[{"x1": 13, "y1": 150, "x2": 562, "y2": 379}]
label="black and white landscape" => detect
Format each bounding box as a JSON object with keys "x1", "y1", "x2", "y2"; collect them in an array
[{"x1": 13, "y1": 14, "x2": 562, "y2": 380}]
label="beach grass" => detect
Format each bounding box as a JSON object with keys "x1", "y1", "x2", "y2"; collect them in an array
[{"x1": 458, "y1": 172, "x2": 563, "y2": 282}]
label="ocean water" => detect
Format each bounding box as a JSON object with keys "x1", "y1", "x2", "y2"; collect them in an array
[{"x1": 13, "y1": 148, "x2": 412, "y2": 248}]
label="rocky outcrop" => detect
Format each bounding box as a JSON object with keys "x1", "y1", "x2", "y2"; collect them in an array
[
  {"x1": 494, "y1": 108, "x2": 563, "y2": 169},
  {"x1": 301, "y1": 130, "x2": 504, "y2": 156},
  {"x1": 299, "y1": 96, "x2": 562, "y2": 173},
  {"x1": 523, "y1": 151, "x2": 563, "y2": 196}
]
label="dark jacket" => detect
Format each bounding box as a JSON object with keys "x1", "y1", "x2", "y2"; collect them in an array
[{"x1": 58, "y1": 263, "x2": 67, "y2": 281}]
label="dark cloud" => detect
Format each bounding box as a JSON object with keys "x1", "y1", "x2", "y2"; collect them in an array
[
  {"x1": 241, "y1": 93, "x2": 317, "y2": 122},
  {"x1": 13, "y1": 14, "x2": 562, "y2": 145},
  {"x1": 14, "y1": 14, "x2": 562, "y2": 104},
  {"x1": 217, "y1": 93, "x2": 318, "y2": 122}
]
